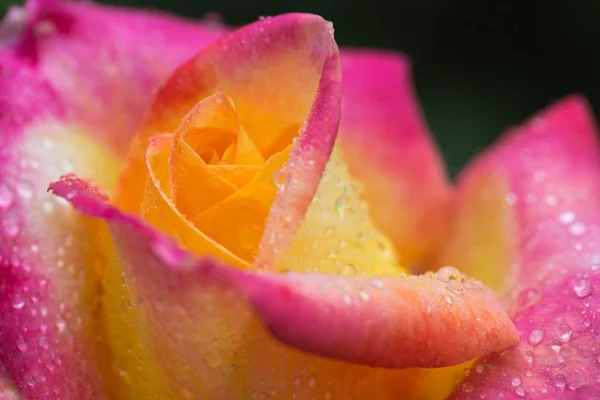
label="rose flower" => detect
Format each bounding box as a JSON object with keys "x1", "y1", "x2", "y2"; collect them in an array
[{"x1": 1, "y1": 1, "x2": 598, "y2": 400}]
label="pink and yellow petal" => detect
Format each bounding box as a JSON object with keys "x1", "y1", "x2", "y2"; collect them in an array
[
  {"x1": 338, "y1": 50, "x2": 454, "y2": 266},
  {"x1": 0, "y1": 59, "x2": 113, "y2": 398},
  {"x1": 447, "y1": 96, "x2": 600, "y2": 398},
  {"x1": 50, "y1": 176, "x2": 518, "y2": 399}
]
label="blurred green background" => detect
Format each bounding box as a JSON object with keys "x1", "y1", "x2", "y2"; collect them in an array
[{"x1": 2, "y1": 0, "x2": 598, "y2": 176}]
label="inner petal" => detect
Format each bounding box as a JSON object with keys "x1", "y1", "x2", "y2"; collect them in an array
[
  {"x1": 169, "y1": 92, "x2": 266, "y2": 217},
  {"x1": 235, "y1": 128, "x2": 265, "y2": 165},
  {"x1": 190, "y1": 146, "x2": 292, "y2": 263},
  {"x1": 143, "y1": 134, "x2": 249, "y2": 268}
]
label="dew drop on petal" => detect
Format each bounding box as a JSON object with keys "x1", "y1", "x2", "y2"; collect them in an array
[
  {"x1": 16, "y1": 339, "x2": 27, "y2": 353},
  {"x1": 554, "y1": 374, "x2": 567, "y2": 388},
  {"x1": 11, "y1": 294, "x2": 25, "y2": 310},
  {"x1": 0, "y1": 184, "x2": 13, "y2": 210},
  {"x1": 461, "y1": 383, "x2": 474, "y2": 393},
  {"x1": 528, "y1": 329, "x2": 545, "y2": 346},
  {"x1": 511, "y1": 376, "x2": 522, "y2": 387},
  {"x1": 573, "y1": 278, "x2": 593, "y2": 298},
  {"x1": 559, "y1": 210, "x2": 575, "y2": 224},
  {"x1": 514, "y1": 386, "x2": 526, "y2": 397},
  {"x1": 570, "y1": 222, "x2": 586, "y2": 236},
  {"x1": 557, "y1": 323, "x2": 573, "y2": 343}
]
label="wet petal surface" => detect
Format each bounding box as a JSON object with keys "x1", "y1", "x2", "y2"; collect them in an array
[
  {"x1": 51, "y1": 175, "x2": 518, "y2": 399},
  {"x1": 446, "y1": 96, "x2": 600, "y2": 399},
  {"x1": 338, "y1": 50, "x2": 454, "y2": 266}
]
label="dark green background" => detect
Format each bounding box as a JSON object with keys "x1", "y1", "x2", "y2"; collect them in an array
[{"x1": 3, "y1": 0, "x2": 598, "y2": 176}]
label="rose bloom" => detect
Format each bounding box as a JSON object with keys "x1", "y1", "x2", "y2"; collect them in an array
[{"x1": 1, "y1": 1, "x2": 599, "y2": 399}]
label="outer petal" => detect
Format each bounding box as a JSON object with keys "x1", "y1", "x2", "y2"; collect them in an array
[
  {"x1": 338, "y1": 50, "x2": 454, "y2": 266},
  {"x1": 50, "y1": 175, "x2": 517, "y2": 399},
  {"x1": 0, "y1": 58, "x2": 113, "y2": 399},
  {"x1": 0, "y1": 1, "x2": 225, "y2": 398},
  {"x1": 446, "y1": 96, "x2": 600, "y2": 399}
]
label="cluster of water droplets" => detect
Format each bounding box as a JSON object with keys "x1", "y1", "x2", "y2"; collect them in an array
[
  {"x1": 0, "y1": 126, "x2": 110, "y2": 396},
  {"x1": 273, "y1": 146, "x2": 403, "y2": 277}
]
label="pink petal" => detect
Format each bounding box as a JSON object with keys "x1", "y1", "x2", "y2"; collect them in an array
[
  {"x1": 337, "y1": 50, "x2": 453, "y2": 266},
  {"x1": 450, "y1": 96, "x2": 600, "y2": 399},
  {"x1": 0, "y1": 0, "x2": 226, "y2": 154}
]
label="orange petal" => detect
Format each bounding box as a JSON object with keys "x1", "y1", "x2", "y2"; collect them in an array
[
  {"x1": 114, "y1": 13, "x2": 340, "y2": 215},
  {"x1": 190, "y1": 147, "x2": 291, "y2": 262},
  {"x1": 143, "y1": 134, "x2": 248, "y2": 267},
  {"x1": 168, "y1": 93, "x2": 240, "y2": 216}
]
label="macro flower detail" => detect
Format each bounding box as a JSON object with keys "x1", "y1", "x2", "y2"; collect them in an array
[{"x1": 1, "y1": 1, "x2": 595, "y2": 400}]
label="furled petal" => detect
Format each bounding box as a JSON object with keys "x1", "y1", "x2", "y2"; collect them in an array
[
  {"x1": 50, "y1": 174, "x2": 518, "y2": 399},
  {"x1": 0, "y1": 1, "x2": 225, "y2": 398},
  {"x1": 338, "y1": 50, "x2": 454, "y2": 266},
  {"x1": 445, "y1": 96, "x2": 600, "y2": 399}
]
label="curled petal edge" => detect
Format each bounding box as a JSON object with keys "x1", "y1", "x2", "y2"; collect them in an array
[{"x1": 49, "y1": 176, "x2": 518, "y2": 369}]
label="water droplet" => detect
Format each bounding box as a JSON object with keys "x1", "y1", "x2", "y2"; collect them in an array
[
  {"x1": 273, "y1": 169, "x2": 286, "y2": 190},
  {"x1": 570, "y1": 222, "x2": 586, "y2": 236},
  {"x1": 307, "y1": 376, "x2": 316, "y2": 388},
  {"x1": 514, "y1": 386, "x2": 526, "y2": 397},
  {"x1": 462, "y1": 382, "x2": 474, "y2": 393},
  {"x1": 554, "y1": 374, "x2": 567, "y2": 388},
  {"x1": 359, "y1": 291, "x2": 370, "y2": 301},
  {"x1": 3, "y1": 216, "x2": 19, "y2": 238},
  {"x1": 325, "y1": 389, "x2": 334, "y2": 399},
  {"x1": 0, "y1": 185, "x2": 13, "y2": 210},
  {"x1": 524, "y1": 351, "x2": 535, "y2": 366},
  {"x1": 550, "y1": 339, "x2": 562, "y2": 352},
  {"x1": 436, "y1": 266, "x2": 463, "y2": 282},
  {"x1": 557, "y1": 323, "x2": 573, "y2": 343},
  {"x1": 559, "y1": 210, "x2": 575, "y2": 224},
  {"x1": 11, "y1": 295, "x2": 25, "y2": 310},
  {"x1": 528, "y1": 329, "x2": 545, "y2": 345},
  {"x1": 444, "y1": 295, "x2": 453, "y2": 305},
  {"x1": 475, "y1": 364, "x2": 485, "y2": 374},
  {"x1": 573, "y1": 278, "x2": 593, "y2": 298},
  {"x1": 335, "y1": 195, "x2": 347, "y2": 217},
  {"x1": 372, "y1": 279, "x2": 383, "y2": 289},
  {"x1": 342, "y1": 264, "x2": 357, "y2": 275},
  {"x1": 568, "y1": 373, "x2": 585, "y2": 391},
  {"x1": 56, "y1": 320, "x2": 66, "y2": 333},
  {"x1": 39, "y1": 336, "x2": 49, "y2": 350},
  {"x1": 511, "y1": 376, "x2": 522, "y2": 387}
]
